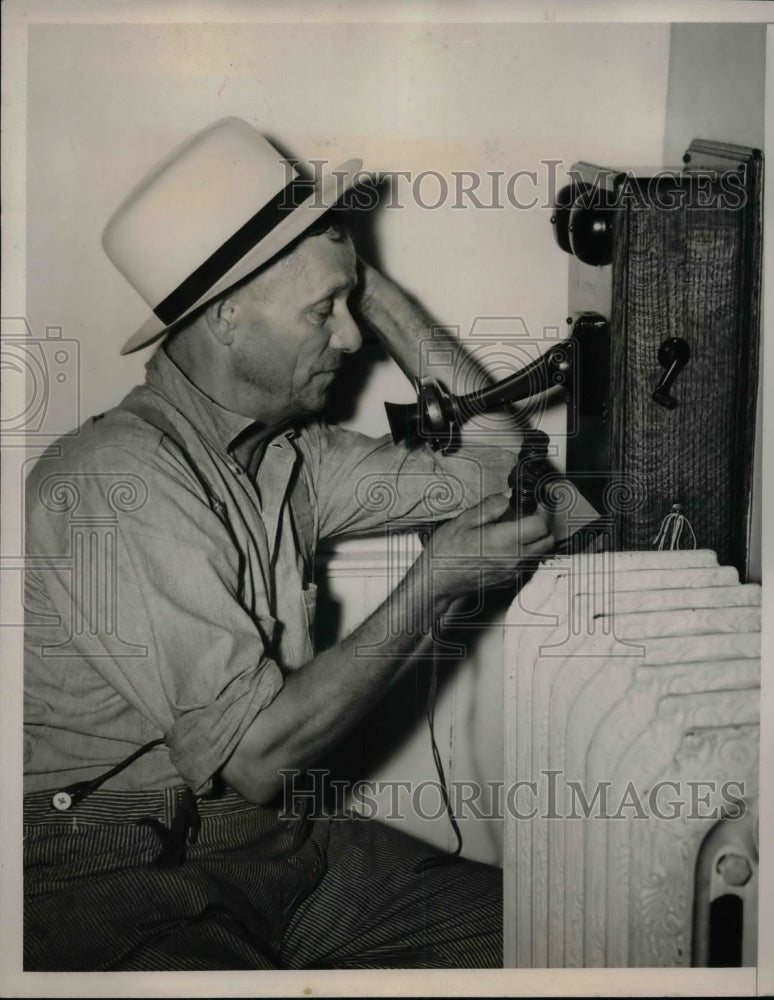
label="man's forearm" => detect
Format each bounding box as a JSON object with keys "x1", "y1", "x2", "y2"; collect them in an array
[
  {"x1": 221, "y1": 552, "x2": 450, "y2": 804},
  {"x1": 222, "y1": 494, "x2": 555, "y2": 804},
  {"x1": 357, "y1": 261, "x2": 491, "y2": 387},
  {"x1": 357, "y1": 261, "x2": 535, "y2": 446}
]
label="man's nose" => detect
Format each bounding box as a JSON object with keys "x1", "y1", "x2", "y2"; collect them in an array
[{"x1": 329, "y1": 307, "x2": 362, "y2": 354}]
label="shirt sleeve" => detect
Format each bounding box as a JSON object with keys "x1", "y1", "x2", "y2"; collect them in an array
[
  {"x1": 298, "y1": 422, "x2": 518, "y2": 539},
  {"x1": 25, "y1": 433, "x2": 284, "y2": 795}
]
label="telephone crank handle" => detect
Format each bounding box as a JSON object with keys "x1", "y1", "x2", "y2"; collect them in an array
[{"x1": 652, "y1": 337, "x2": 691, "y2": 409}]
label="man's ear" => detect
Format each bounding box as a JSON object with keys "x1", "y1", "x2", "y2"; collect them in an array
[{"x1": 204, "y1": 293, "x2": 239, "y2": 346}]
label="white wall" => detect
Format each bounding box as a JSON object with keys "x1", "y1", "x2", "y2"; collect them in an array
[
  {"x1": 26, "y1": 21, "x2": 671, "y2": 437},
  {"x1": 664, "y1": 23, "x2": 766, "y2": 166}
]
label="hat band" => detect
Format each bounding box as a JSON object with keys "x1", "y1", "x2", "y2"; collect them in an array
[{"x1": 153, "y1": 177, "x2": 317, "y2": 326}]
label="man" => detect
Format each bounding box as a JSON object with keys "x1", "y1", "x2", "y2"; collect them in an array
[{"x1": 23, "y1": 118, "x2": 553, "y2": 970}]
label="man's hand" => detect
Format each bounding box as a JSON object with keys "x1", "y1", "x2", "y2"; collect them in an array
[{"x1": 424, "y1": 493, "x2": 555, "y2": 603}]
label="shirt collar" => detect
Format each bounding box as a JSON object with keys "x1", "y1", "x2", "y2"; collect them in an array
[{"x1": 143, "y1": 345, "x2": 293, "y2": 460}]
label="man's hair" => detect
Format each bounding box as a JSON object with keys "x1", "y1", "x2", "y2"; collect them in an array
[
  {"x1": 280, "y1": 210, "x2": 350, "y2": 259},
  {"x1": 164, "y1": 210, "x2": 350, "y2": 343}
]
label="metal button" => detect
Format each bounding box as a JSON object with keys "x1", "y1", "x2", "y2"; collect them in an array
[{"x1": 52, "y1": 791, "x2": 72, "y2": 811}]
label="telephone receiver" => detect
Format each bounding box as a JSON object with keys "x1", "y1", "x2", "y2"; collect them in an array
[{"x1": 385, "y1": 317, "x2": 603, "y2": 452}]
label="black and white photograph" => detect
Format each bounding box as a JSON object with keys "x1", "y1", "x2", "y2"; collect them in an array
[{"x1": 2, "y1": 1, "x2": 772, "y2": 995}]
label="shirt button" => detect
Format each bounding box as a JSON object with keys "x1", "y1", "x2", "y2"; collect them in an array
[{"x1": 52, "y1": 791, "x2": 72, "y2": 811}]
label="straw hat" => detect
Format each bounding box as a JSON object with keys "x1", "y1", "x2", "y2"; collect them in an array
[{"x1": 102, "y1": 117, "x2": 363, "y2": 355}]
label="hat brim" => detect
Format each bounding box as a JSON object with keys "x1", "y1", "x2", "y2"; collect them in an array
[{"x1": 120, "y1": 158, "x2": 365, "y2": 355}]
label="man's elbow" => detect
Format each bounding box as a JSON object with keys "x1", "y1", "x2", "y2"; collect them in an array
[{"x1": 220, "y1": 744, "x2": 288, "y2": 806}]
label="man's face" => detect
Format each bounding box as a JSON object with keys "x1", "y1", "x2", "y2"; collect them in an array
[{"x1": 228, "y1": 231, "x2": 361, "y2": 424}]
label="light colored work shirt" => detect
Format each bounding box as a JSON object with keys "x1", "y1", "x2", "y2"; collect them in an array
[{"x1": 24, "y1": 347, "x2": 516, "y2": 796}]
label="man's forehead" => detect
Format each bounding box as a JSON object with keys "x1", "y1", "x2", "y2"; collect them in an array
[{"x1": 279, "y1": 232, "x2": 357, "y2": 297}]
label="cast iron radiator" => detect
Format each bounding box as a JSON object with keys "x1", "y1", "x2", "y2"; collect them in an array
[{"x1": 502, "y1": 549, "x2": 761, "y2": 968}]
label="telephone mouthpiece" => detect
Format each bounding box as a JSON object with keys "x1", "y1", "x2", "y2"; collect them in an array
[
  {"x1": 384, "y1": 400, "x2": 422, "y2": 446},
  {"x1": 384, "y1": 378, "x2": 458, "y2": 451}
]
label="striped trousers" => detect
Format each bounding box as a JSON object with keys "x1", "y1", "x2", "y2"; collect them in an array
[{"x1": 24, "y1": 786, "x2": 502, "y2": 970}]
